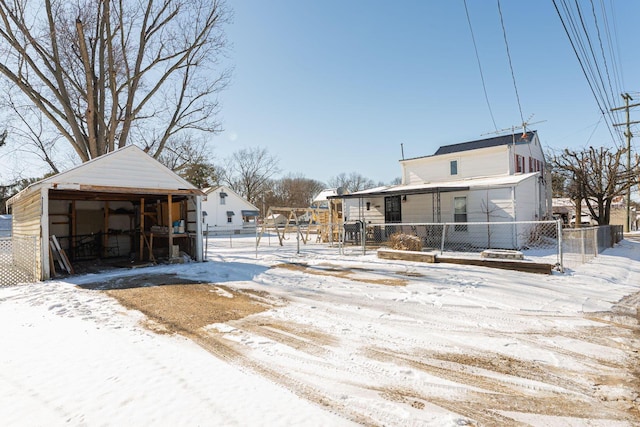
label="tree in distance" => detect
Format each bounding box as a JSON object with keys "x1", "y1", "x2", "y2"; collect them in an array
[
  {"x1": 328, "y1": 172, "x2": 376, "y2": 193},
  {"x1": 221, "y1": 147, "x2": 281, "y2": 206}
]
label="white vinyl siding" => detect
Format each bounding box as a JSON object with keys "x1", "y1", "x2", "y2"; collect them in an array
[{"x1": 403, "y1": 146, "x2": 510, "y2": 185}]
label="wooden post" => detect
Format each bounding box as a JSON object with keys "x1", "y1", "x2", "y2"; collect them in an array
[
  {"x1": 168, "y1": 194, "x2": 173, "y2": 258},
  {"x1": 70, "y1": 200, "x2": 76, "y2": 259},
  {"x1": 103, "y1": 201, "x2": 110, "y2": 256},
  {"x1": 139, "y1": 198, "x2": 145, "y2": 260}
]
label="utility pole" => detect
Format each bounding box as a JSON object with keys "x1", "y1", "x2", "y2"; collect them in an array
[{"x1": 612, "y1": 93, "x2": 640, "y2": 232}]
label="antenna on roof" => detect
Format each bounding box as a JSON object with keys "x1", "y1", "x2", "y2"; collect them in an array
[
  {"x1": 481, "y1": 113, "x2": 546, "y2": 137},
  {"x1": 400, "y1": 143, "x2": 405, "y2": 160}
]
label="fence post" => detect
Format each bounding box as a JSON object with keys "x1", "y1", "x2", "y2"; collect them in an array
[
  {"x1": 593, "y1": 226, "x2": 599, "y2": 256},
  {"x1": 205, "y1": 225, "x2": 209, "y2": 260},
  {"x1": 556, "y1": 220, "x2": 564, "y2": 273},
  {"x1": 361, "y1": 221, "x2": 366, "y2": 255},
  {"x1": 440, "y1": 223, "x2": 447, "y2": 255}
]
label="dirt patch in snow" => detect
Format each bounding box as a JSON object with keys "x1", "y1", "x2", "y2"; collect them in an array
[
  {"x1": 274, "y1": 262, "x2": 408, "y2": 286},
  {"x1": 80, "y1": 274, "x2": 275, "y2": 335}
]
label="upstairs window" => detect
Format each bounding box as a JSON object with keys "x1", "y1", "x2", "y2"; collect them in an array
[
  {"x1": 450, "y1": 160, "x2": 458, "y2": 176},
  {"x1": 515, "y1": 154, "x2": 524, "y2": 173},
  {"x1": 219, "y1": 191, "x2": 227, "y2": 205}
]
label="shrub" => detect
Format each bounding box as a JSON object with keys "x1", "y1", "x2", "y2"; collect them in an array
[{"x1": 389, "y1": 232, "x2": 422, "y2": 251}]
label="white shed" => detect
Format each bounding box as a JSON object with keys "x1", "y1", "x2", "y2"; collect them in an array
[{"x1": 6, "y1": 145, "x2": 204, "y2": 280}]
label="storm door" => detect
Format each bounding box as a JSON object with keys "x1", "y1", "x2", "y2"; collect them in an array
[{"x1": 384, "y1": 195, "x2": 402, "y2": 223}]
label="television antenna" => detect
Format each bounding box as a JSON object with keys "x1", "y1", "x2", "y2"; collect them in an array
[{"x1": 481, "y1": 114, "x2": 546, "y2": 137}]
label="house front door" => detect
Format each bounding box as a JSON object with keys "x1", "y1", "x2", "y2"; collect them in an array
[{"x1": 385, "y1": 195, "x2": 402, "y2": 223}]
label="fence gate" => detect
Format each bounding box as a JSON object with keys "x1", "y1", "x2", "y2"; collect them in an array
[{"x1": 0, "y1": 236, "x2": 38, "y2": 286}]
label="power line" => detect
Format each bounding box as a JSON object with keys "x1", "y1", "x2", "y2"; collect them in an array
[
  {"x1": 590, "y1": 0, "x2": 616, "y2": 110},
  {"x1": 552, "y1": 0, "x2": 622, "y2": 146},
  {"x1": 496, "y1": 0, "x2": 525, "y2": 125},
  {"x1": 462, "y1": 0, "x2": 497, "y2": 132}
]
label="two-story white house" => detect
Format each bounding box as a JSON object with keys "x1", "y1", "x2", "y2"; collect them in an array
[{"x1": 333, "y1": 131, "x2": 552, "y2": 247}]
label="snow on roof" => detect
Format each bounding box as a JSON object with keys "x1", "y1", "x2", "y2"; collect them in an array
[
  {"x1": 337, "y1": 173, "x2": 539, "y2": 198},
  {"x1": 8, "y1": 146, "x2": 200, "y2": 205},
  {"x1": 312, "y1": 188, "x2": 339, "y2": 203}
]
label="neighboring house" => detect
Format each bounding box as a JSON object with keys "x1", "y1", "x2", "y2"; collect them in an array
[
  {"x1": 331, "y1": 131, "x2": 552, "y2": 247},
  {"x1": 265, "y1": 213, "x2": 287, "y2": 227},
  {"x1": 554, "y1": 196, "x2": 637, "y2": 229},
  {"x1": 6, "y1": 145, "x2": 204, "y2": 280},
  {"x1": 0, "y1": 214, "x2": 11, "y2": 238},
  {"x1": 202, "y1": 186, "x2": 260, "y2": 234}
]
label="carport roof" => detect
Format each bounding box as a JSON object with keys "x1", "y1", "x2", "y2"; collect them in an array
[{"x1": 329, "y1": 173, "x2": 538, "y2": 199}]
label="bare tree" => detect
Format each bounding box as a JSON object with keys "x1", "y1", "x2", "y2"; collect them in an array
[
  {"x1": 269, "y1": 174, "x2": 325, "y2": 208},
  {"x1": 222, "y1": 147, "x2": 281, "y2": 205},
  {"x1": 328, "y1": 172, "x2": 375, "y2": 193},
  {"x1": 0, "y1": 0, "x2": 230, "y2": 167},
  {"x1": 550, "y1": 146, "x2": 639, "y2": 225}
]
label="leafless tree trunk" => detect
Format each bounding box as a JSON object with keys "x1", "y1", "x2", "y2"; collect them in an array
[{"x1": 0, "y1": 0, "x2": 230, "y2": 167}]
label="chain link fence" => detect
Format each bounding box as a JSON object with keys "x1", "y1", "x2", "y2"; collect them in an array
[
  {"x1": 204, "y1": 221, "x2": 624, "y2": 272},
  {"x1": 560, "y1": 225, "x2": 623, "y2": 270},
  {"x1": 0, "y1": 236, "x2": 39, "y2": 286}
]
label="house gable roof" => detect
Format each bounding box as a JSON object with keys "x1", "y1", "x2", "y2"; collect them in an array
[
  {"x1": 202, "y1": 185, "x2": 259, "y2": 211},
  {"x1": 433, "y1": 131, "x2": 536, "y2": 156}
]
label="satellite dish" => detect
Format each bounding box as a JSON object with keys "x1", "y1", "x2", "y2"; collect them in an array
[{"x1": 336, "y1": 187, "x2": 345, "y2": 196}]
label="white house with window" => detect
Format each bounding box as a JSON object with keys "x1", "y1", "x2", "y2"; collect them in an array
[
  {"x1": 333, "y1": 131, "x2": 552, "y2": 247},
  {"x1": 201, "y1": 186, "x2": 260, "y2": 234}
]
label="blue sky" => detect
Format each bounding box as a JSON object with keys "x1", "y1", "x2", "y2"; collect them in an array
[{"x1": 213, "y1": 0, "x2": 640, "y2": 185}]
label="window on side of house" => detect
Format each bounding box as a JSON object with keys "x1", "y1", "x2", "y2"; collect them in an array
[
  {"x1": 514, "y1": 154, "x2": 524, "y2": 173},
  {"x1": 220, "y1": 192, "x2": 227, "y2": 205},
  {"x1": 454, "y1": 196, "x2": 467, "y2": 231},
  {"x1": 450, "y1": 160, "x2": 458, "y2": 176}
]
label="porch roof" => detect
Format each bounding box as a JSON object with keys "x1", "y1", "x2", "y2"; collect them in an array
[{"x1": 329, "y1": 173, "x2": 538, "y2": 199}]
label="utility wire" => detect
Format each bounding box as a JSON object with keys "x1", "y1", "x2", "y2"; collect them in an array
[
  {"x1": 496, "y1": 0, "x2": 525, "y2": 126},
  {"x1": 552, "y1": 0, "x2": 622, "y2": 146},
  {"x1": 591, "y1": 0, "x2": 616, "y2": 110},
  {"x1": 607, "y1": 0, "x2": 625, "y2": 89},
  {"x1": 463, "y1": 0, "x2": 497, "y2": 132}
]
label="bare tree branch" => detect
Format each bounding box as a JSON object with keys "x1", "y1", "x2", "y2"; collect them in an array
[{"x1": 0, "y1": 0, "x2": 230, "y2": 168}]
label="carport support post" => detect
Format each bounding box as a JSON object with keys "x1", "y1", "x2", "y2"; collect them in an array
[
  {"x1": 168, "y1": 194, "x2": 173, "y2": 258},
  {"x1": 195, "y1": 196, "x2": 203, "y2": 262},
  {"x1": 139, "y1": 197, "x2": 145, "y2": 261}
]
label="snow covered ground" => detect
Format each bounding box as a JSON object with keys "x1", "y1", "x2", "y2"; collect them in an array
[{"x1": 1, "y1": 235, "x2": 639, "y2": 426}]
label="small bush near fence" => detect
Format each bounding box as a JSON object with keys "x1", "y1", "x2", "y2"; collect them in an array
[{"x1": 389, "y1": 233, "x2": 422, "y2": 251}]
